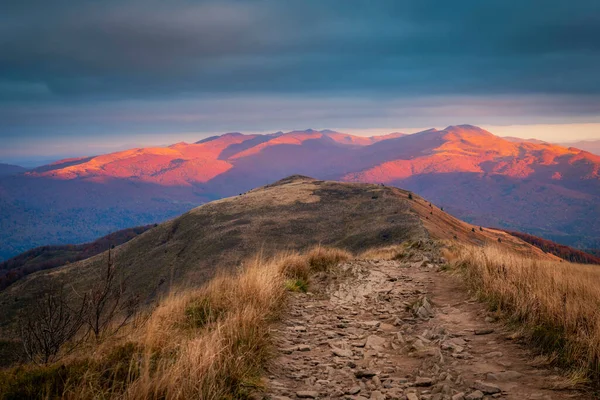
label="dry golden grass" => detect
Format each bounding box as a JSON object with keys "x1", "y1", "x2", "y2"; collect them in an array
[
  {"x1": 0, "y1": 248, "x2": 352, "y2": 399},
  {"x1": 100, "y1": 255, "x2": 286, "y2": 399},
  {"x1": 278, "y1": 253, "x2": 311, "y2": 281},
  {"x1": 450, "y1": 243, "x2": 600, "y2": 382},
  {"x1": 278, "y1": 247, "x2": 352, "y2": 292},
  {"x1": 306, "y1": 246, "x2": 352, "y2": 272},
  {"x1": 358, "y1": 245, "x2": 405, "y2": 260}
]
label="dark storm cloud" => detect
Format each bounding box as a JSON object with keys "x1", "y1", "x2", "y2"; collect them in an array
[{"x1": 2, "y1": 0, "x2": 600, "y2": 101}]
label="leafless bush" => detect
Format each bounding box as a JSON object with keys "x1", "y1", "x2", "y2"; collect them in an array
[
  {"x1": 19, "y1": 288, "x2": 87, "y2": 364},
  {"x1": 85, "y1": 248, "x2": 139, "y2": 340}
]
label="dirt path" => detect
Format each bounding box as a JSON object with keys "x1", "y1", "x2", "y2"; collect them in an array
[{"x1": 263, "y1": 255, "x2": 591, "y2": 400}]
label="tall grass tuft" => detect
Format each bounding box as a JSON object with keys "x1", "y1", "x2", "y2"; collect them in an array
[
  {"x1": 451, "y1": 244, "x2": 600, "y2": 383},
  {"x1": 306, "y1": 246, "x2": 352, "y2": 272}
]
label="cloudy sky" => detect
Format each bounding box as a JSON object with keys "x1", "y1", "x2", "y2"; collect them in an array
[{"x1": 1, "y1": 0, "x2": 600, "y2": 164}]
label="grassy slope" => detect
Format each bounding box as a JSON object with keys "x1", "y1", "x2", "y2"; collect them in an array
[
  {"x1": 406, "y1": 188, "x2": 557, "y2": 261},
  {"x1": 0, "y1": 247, "x2": 351, "y2": 399},
  {"x1": 501, "y1": 230, "x2": 600, "y2": 265},
  {"x1": 0, "y1": 225, "x2": 153, "y2": 291},
  {"x1": 449, "y1": 244, "x2": 600, "y2": 382},
  {"x1": 0, "y1": 176, "x2": 427, "y2": 333},
  {"x1": 0, "y1": 176, "x2": 553, "y2": 334}
]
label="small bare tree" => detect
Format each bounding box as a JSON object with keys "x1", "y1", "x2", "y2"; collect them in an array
[
  {"x1": 19, "y1": 288, "x2": 87, "y2": 365},
  {"x1": 85, "y1": 247, "x2": 139, "y2": 340}
]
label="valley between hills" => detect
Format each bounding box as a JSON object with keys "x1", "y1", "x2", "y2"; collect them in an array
[
  {"x1": 1, "y1": 125, "x2": 599, "y2": 261},
  {"x1": 1, "y1": 176, "x2": 599, "y2": 399}
]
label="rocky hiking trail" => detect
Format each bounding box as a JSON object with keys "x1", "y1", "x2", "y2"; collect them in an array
[{"x1": 262, "y1": 247, "x2": 592, "y2": 400}]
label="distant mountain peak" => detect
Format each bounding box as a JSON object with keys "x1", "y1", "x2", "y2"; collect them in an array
[
  {"x1": 195, "y1": 136, "x2": 219, "y2": 144},
  {"x1": 271, "y1": 174, "x2": 317, "y2": 186},
  {"x1": 446, "y1": 124, "x2": 480, "y2": 129},
  {"x1": 415, "y1": 128, "x2": 439, "y2": 134},
  {"x1": 443, "y1": 124, "x2": 491, "y2": 134}
]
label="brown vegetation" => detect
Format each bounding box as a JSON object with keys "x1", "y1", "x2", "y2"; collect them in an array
[
  {"x1": 0, "y1": 178, "x2": 423, "y2": 332},
  {"x1": 503, "y1": 230, "x2": 600, "y2": 265},
  {"x1": 0, "y1": 247, "x2": 350, "y2": 399},
  {"x1": 19, "y1": 288, "x2": 87, "y2": 365},
  {"x1": 448, "y1": 243, "x2": 600, "y2": 382}
]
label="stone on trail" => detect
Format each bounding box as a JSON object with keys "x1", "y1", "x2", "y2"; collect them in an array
[
  {"x1": 411, "y1": 338, "x2": 426, "y2": 351},
  {"x1": 363, "y1": 321, "x2": 381, "y2": 328},
  {"x1": 355, "y1": 370, "x2": 377, "y2": 378},
  {"x1": 331, "y1": 347, "x2": 353, "y2": 357},
  {"x1": 448, "y1": 337, "x2": 467, "y2": 346},
  {"x1": 483, "y1": 351, "x2": 503, "y2": 358},
  {"x1": 365, "y1": 334, "x2": 387, "y2": 350},
  {"x1": 346, "y1": 386, "x2": 361, "y2": 395},
  {"x1": 293, "y1": 325, "x2": 307, "y2": 332},
  {"x1": 406, "y1": 393, "x2": 420, "y2": 400},
  {"x1": 417, "y1": 306, "x2": 431, "y2": 319},
  {"x1": 472, "y1": 380, "x2": 501, "y2": 394},
  {"x1": 474, "y1": 328, "x2": 494, "y2": 335},
  {"x1": 370, "y1": 390, "x2": 386, "y2": 400},
  {"x1": 464, "y1": 390, "x2": 484, "y2": 400},
  {"x1": 415, "y1": 376, "x2": 434, "y2": 387},
  {"x1": 296, "y1": 390, "x2": 319, "y2": 398},
  {"x1": 486, "y1": 370, "x2": 523, "y2": 381}
]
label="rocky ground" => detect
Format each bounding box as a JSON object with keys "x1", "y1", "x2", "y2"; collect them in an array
[{"x1": 262, "y1": 247, "x2": 592, "y2": 400}]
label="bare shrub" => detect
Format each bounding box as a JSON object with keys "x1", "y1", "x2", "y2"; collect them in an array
[
  {"x1": 19, "y1": 288, "x2": 87, "y2": 365},
  {"x1": 85, "y1": 248, "x2": 139, "y2": 340}
]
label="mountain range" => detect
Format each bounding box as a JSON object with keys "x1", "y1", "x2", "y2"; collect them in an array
[
  {"x1": 0, "y1": 124, "x2": 599, "y2": 260},
  {"x1": 558, "y1": 139, "x2": 600, "y2": 156}
]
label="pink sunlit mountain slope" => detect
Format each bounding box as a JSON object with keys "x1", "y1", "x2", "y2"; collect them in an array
[
  {"x1": 558, "y1": 139, "x2": 600, "y2": 156},
  {"x1": 1, "y1": 126, "x2": 598, "y2": 260}
]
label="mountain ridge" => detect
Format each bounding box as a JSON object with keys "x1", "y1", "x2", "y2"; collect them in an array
[
  {"x1": 0, "y1": 164, "x2": 26, "y2": 177},
  {"x1": 1, "y1": 125, "x2": 599, "y2": 260},
  {"x1": 0, "y1": 176, "x2": 553, "y2": 333}
]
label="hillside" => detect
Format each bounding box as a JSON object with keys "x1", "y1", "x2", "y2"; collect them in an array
[
  {"x1": 0, "y1": 225, "x2": 153, "y2": 291},
  {"x1": 0, "y1": 177, "x2": 593, "y2": 400},
  {"x1": 0, "y1": 176, "x2": 552, "y2": 334},
  {"x1": 1, "y1": 125, "x2": 599, "y2": 260},
  {"x1": 503, "y1": 230, "x2": 600, "y2": 265},
  {"x1": 0, "y1": 164, "x2": 26, "y2": 177},
  {"x1": 559, "y1": 139, "x2": 600, "y2": 156}
]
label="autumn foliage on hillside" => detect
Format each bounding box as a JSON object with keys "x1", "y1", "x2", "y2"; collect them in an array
[
  {"x1": 503, "y1": 230, "x2": 600, "y2": 265},
  {"x1": 0, "y1": 225, "x2": 153, "y2": 291},
  {"x1": 586, "y1": 249, "x2": 600, "y2": 258}
]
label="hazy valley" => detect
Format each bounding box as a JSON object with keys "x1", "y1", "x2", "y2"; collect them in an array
[{"x1": 1, "y1": 125, "x2": 599, "y2": 261}]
